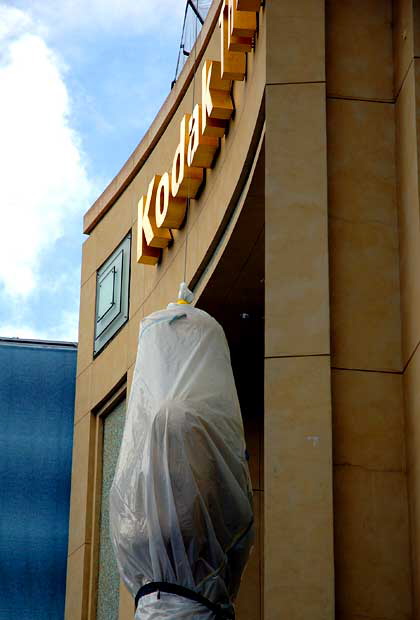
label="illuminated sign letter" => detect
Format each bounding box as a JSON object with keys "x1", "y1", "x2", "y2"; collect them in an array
[
  {"x1": 171, "y1": 114, "x2": 203, "y2": 199},
  {"x1": 155, "y1": 172, "x2": 187, "y2": 229},
  {"x1": 228, "y1": 0, "x2": 256, "y2": 52},
  {"x1": 187, "y1": 104, "x2": 218, "y2": 168},
  {"x1": 236, "y1": 0, "x2": 260, "y2": 11},
  {"x1": 142, "y1": 175, "x2": 172, "y2": 248},
  {"x1": 137, "y1": 195, "x2": 160, "y2": 265},
  {"x1": 201, "y1": 60, "x2": 233, "y2": 138},
  {"x1": 219, "y1": 0, "x2": 246, "y2": 80}
]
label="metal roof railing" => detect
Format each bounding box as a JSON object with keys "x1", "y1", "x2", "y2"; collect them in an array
[{"x1": 172, "y1": 0, "x2": 212, "y2": 87}]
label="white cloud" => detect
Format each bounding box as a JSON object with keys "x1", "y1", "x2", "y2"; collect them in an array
[
  {"x1": 0, "y1": 6, "x2": 92, "y2": 298},
  {"x1": 0, "y1": 322, "x2": 50, "y2": 340},
  {"x1": 0, "y1": 5, "x2": 31, "y2": 42},
  {"x1": 55, "y1": 309, "x2": 80, "y2": 342},
  {"x1": 0, "y1": 308, "x2": 79, "y2": 341}
]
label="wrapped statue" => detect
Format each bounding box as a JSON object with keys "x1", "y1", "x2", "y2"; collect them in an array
[{"x1": 109, "y1": 283, "x2": 254, "y2": 619}]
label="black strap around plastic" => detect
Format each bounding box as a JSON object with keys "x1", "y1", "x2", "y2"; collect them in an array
[{"x1": 135, "y1": 581, "x2": 235, "y2": 619}]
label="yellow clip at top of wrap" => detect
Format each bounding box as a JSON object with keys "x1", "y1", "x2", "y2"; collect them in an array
[{"x1": 176, "y1": 282, "x2": 194, "y2": 305}]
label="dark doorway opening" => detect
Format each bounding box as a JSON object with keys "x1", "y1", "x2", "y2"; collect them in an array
[{"x1": 197, "y1": 144, "x2": 264, "y2": 620}]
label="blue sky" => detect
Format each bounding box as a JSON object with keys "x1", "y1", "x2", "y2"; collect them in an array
[{"x1": 0, "y1": 0, "x2": 206, "y2": 341}]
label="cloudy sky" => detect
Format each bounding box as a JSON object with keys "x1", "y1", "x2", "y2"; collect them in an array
[{"x1": 0, "y1": 0, "x2": 202, "y2": 341}]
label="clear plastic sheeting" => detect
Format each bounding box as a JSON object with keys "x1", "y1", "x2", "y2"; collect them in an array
[{"x1": 109, "y1": 285, "x2": 254, "y2": 619}]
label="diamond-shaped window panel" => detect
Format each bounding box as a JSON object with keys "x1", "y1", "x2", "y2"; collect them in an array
[{"x1": 94, "y1": 233, "x2": 131, "y2": 356}]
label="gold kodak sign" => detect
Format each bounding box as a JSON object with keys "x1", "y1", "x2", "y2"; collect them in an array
[{"x1": 137, "y1": 0, "x2": 259, "y2": 265}]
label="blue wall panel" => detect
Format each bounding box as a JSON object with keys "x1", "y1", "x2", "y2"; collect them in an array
[{"x1": 0, "y1": 342, "x2": 76, "y2": 620}]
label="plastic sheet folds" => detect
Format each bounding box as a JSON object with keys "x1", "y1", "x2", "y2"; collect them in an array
[{"x1": 110, "y1": 291, "x2": 254, "y2": 619}]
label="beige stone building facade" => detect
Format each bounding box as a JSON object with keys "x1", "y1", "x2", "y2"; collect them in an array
[{"x1": 65, "y1": 1, "x2": 420, "y2": 619}]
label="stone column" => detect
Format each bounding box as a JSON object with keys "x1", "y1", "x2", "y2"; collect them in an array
[
  {"x1": 395, "y1": 0, "x2": 420, "y2": 616},
  {"x1": 264, "y1": 3, "x2": 335, "y2": 619},
  {"x1": 328, "y1": 0, "x2": 411, "y2": 618}
]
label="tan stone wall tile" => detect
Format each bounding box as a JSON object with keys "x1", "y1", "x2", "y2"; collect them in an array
[
  {"x1": 65, "y1": 544, "x2": 91, "y2": 620},
  {"x1": 328, "y1": 98, "x2": 402, "y2": 371},
  {"x1": 119, "y1": 580, "x2": 134, "y2": 620},
  {"x1": 143, "y1": 246, "x2": 186, "y2": 317},
  {"x1": 393, "y1": 0, "x2": 414, "y2": 96},
  {"x1": 404, "y1": 341, "x2": 420, "y2": 473},
  {"x1": 81, "y1": 234, "x2": 96, "y2": 287},
  {"x1": 396, "y1": 63, "x2": 420, "y2": 366},
  {"x1": 334, "y1": 466, "x2": 412, "y2": 619},
  {"x1": 403, "y1": 345, "x2": 420, "y2": 611},
  {"x1": 326, "y1": 0, "x2": 393, "y2": 101},
  {"x1": 92, "y1": 192, "x2": 133, "y2": 273},
  {"x1": 329, "y1": 216, "x2": 401, "y2": 371},
  {"x1": 127, "y1": 307, "x2": 144, "y2": 370},
  {"x1": 332, "y1": 369, "x2": 406, "y2": 471},
  {"x1": 414, "y1": 0, "x2": 420, "y2": 57},
  {"x1": 328, "y1": 99, "x2": 397, "y2": 225},
  {"x1": 266, "y1": 1, "x2": 325, "y2": 84},
  {"x1": 67, "y1": 413, "x2": 96, "y2": 556},
  {"x1": 127, "y1": 363, "x2": 135, "y2": 395},
  {"x1": 90, "y1": 324, "x2": 128, "y2": 407},
  {"x1": 129, "y1": 222, "x2": 145, "y2": 316},
  {"x1": 236, "y1": 490, "x2": 262, "y2": 620},
  {"x1": 76, "y1": 274, "x2": 95, "y2": 377},
  {"x1": 74, "y1": 365, "x2": 92, "y2": 425},
  {"x1": 265, "y1": 83, "x2": 330, "y2": 357},
  {"x1": 137, "y1": 236, "x2": 187, "y2": 307},
  {"x1": 264, "y1": 356, "x2": 334, "y2": 620}
]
